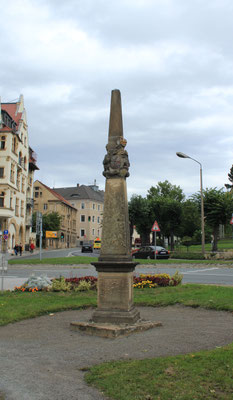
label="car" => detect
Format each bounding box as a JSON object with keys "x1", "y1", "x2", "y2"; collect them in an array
[
  {"x1": 131, "y1": 245, "x2": 170, "y2": 259},
  {"x1": 81, "y1": 243, "x2": 93, "y2": 253}
]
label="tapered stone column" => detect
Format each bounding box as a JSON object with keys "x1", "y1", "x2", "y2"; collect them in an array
[
  {"x1": 91, "y1": 89, "x2": 140, "y2": 324},
  {"x1": 71, "y1": 90, "x2": 162, "y2": 336}
]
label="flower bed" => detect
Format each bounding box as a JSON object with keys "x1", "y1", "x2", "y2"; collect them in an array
[{"x1": 133, "y1": 271, "x2": 183, "y2": 288}]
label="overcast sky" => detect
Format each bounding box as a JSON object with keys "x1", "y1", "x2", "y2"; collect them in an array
[{"x1": 1, "y1": 0, "x2": 233, "y2": 199}]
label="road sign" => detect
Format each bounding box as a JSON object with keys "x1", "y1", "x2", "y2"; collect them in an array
[
  {"x1": 3, "y1": 230, "x2": 8, "y2": 235},
  {"x1": 3, "y1": 235, "x2": 8, "y2": 240},
  {"x1": 230, "y1": 217, "x2": 233, "y2": 225},
  {"x1": 151, "y1": 220, "x2": 160, "y2": 232}
]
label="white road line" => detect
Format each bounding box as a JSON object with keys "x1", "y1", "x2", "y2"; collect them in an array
[{"x1": 182, "y1": 268, "x2": 219, "y2": 274}]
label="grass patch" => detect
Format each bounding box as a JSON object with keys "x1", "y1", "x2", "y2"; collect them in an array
[
  {"x1": 8, "y1": 256, "x2": 98, "y2": 265},
  {"x1": 85, "y1": 344, "x2": 233, "y2": 400},
  {"x1": 0, "y1": 284, "x2": 232, "y2": 326}
]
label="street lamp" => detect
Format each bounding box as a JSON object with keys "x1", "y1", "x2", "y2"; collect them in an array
[{"x1": 176, "y1": 152, "x2": 205, "y2": 256}]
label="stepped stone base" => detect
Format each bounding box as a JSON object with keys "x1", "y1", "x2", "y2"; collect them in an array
[
  {"x1": 70, "y1": 319, "x2": 162, "y2": 338},
  {"x1": 91, "y1": 306, "x2": 140, "y2": 324}
]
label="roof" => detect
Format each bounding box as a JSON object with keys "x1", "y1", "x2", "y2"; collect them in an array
[
  {"x1": 35, "y1": 181, "x2": 77, "y2": 210},
  {"x1": 1, "y1": 103, "x2": 22, "y2": 126},
  {"x1": 54, "y1": 185, "x2": 104, "y2": 202}
]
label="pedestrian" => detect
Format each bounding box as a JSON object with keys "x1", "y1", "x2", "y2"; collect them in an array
[
  {"x1": 30, "y1": 242, "x2": 35, "y2": 253},
  {"x1": 19, "y1": 243, "x2": 23, "y2": 256},
  {"x1": 14, "y1": 244, "x2": 18, "y2": 256}
]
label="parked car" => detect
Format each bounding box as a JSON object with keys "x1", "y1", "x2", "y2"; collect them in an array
[
  {"x1": 81, "y1": 243, "x2": 93, "y2": 253},
  {"x1": 132, "y1": 245, "x2": 170, "y2": 259}
]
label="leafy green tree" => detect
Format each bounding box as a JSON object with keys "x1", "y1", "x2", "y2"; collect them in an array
[
  {"x1": 193, "y1": 188, "x2": 233, "y2": 251},
  {"x1": 128, "y1": 195, "x2": 153, "y2": 245},
  {"x1": 32, "y1": 212, "x2": 62, "y2": 247},
  {"x1": 225, "y1": 165, "x2": 233, "y2": 190},
  {"x1": 147, "y1": 181, "x2": 185, "y2": 250},
  {"x1": 178, "y1": 200, "x2": 200, "y2": 239}
]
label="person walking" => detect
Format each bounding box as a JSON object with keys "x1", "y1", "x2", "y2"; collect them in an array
[
  {"x1": 14, "y1": 244, "x2": 18, "y2": 256},
  {"x1": 30, "y1": 242, "x2": 35, "y2": 253},
  {"x1": 19, "y1": 243, "x2": 23, "y2": 256}
]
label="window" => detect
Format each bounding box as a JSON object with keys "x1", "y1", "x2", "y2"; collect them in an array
[
  {"x1": 98, "y1": 204, "x2": 100, "y2": 211},
  {"x1": 35, "y1": 192, "x2": 39, "y2": 198},
  {"x1": 0, "y1": 136, "x2": 6, "y2": 150},
  {"x1": 88, "y1": 216, "x2": 91, "y2": 222},
  {"x1": 0, "y1": 167, "x2": 4, "y2": 178},
  {"x1": 16, "y1": 172, "x2": 20, "y2": 190},
  {"x1": 72, "y1": 220, "x2": 76, "y2": 229},
  {"x1": 40, "y1": 192, "x2": 42, "y2": 197},
  {"x1": 97, "y1": 229, "x2": 100, "y2": 236},
  {"x1": 80, "y1": 229, "x2": 85, "y2": 237},
  {"x1": 15, "y1": 198, "x2": 19, "y2": 216},
  {"x1": 35, "y1": 187, "x2": 39, "y2": 190},
  {"x1": 0, "y1": 192, "x2": 4, "y2": 207},
  {"x1": 10, "y1": 164, "x2": 15, "y2": 183},
  {"x1": 44, "y1": 204, "x2": 48, "y2": 210},
  {"x1": 93, "y1": 203, "x2": 95, "y2": 210},
  {"x1": 81, "y1": 215, "x2": 85, "y2": 222},
  {"x1": 81, "y1": 202, "x2": 85, "y2": 209},
  {"x1": 24, "y1": 156, "x2": 27, "y2": 170},
  {"x1": 12, "y1": 137, "x2": 17, "y2": 153},
  {"x1": 10, "y1": 193, "x2": 13, "y2": 209},
  {"x1": 97, "y1": 216, "x2": 100, "y2": 223},
  {"x1": 21, "y1": 177, "x2": 25, "y2": 193},
  {"x1": 92, "y1": 216, "x2": 95, "y2": 222},
  {"x1": 21, "y1": 200, "x2": 24, "y2": 217},
  {"x1": 92, "y1": 228, "x2": 95, "y2": 235}
]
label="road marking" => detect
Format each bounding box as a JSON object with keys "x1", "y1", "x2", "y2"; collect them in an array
[{"x1": 182, "y1": 268, "x2": 219, "y2": 274}]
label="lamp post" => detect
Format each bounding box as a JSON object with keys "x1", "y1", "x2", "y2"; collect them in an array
[{"x1": 176, "y1": 152, "x2": 205, "y2": 256}]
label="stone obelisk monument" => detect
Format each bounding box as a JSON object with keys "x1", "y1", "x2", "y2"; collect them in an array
[
  {"x1": 71, "y1": 90, "x2": 162, "y2": 337},
  {"x1": 91, "y1": 89, "x2": 140, "y2": 324}
]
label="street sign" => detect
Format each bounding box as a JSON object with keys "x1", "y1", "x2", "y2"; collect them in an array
[
  {"x1": 151, "y1": 220, "x2": 160, "y2": 232},
  {"x1": 3, "y1": 235, "x2": 8, "y2": 240},
  {"x1": 3, "y1": 230, "x2": 8, "y2": 235},
  {"x1": 230, "y1": 217, "x2": 233, "y2": 225},
  {"x1": 46, "y1": 231, "x2": 57, "y2": 238}
]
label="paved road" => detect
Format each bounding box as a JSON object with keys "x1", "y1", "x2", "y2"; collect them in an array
[{"x1": 2, "y1": 263, "x2": 233, "y2": 290}]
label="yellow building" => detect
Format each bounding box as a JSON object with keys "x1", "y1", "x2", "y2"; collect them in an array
[
  {"x1": 55, "y1": 182, "x2": 104, "y2": 245},
  {"x1": 33, "y1": 180, "x2": 77, "y2": 248},
  {"x1": 0, "y1": 95, "x2": 38, "y2": 252}
]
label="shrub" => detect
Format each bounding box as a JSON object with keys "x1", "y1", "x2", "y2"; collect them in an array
[
  {"x1": 171, "y1": 252, "x2": 205, "y2": 260},
  {"x1": 51, "y1": 277, "x2": 72, "y2": 292},
  {"x1": 65, "y1": 276, "x2": 97, "y2": 290},
  {"x1": 74, "y1": 280, "x2": 92, "y2": 292}
]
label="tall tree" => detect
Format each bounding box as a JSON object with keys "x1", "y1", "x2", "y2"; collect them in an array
[
  {"x1": 192, "y1": 188, "x2": 233, "y2": 251},
  {"x1": 147, "y1": 181, "x2": 185, "y2": 250},
  {"x1": 128, "y1": 195, "x2": 153, "y2": 245},
  {"x1": 225, "y1": 165, "x2": 233, "y2": 190}
]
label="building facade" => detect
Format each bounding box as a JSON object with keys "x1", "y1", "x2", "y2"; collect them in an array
[
  {"x1": 33, "y1": 180, "x2": 77, "y2": 248},
  {"x1": 0, "y1": 95, "x2": 38, "y2": 252},
  {"x1": 54, "y1": 182, "x2": 104, "y2": 245}
]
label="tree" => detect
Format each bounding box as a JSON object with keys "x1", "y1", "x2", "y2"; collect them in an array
[
  {"x1": 128, "y1": 195, "x2": 153, "y2": 245},
  {"x1": 178, "y1": 199, "x2": 200, "y2": 240},
  {"x1": 147, "y1": 181, "x2": 185, "y2": 250},
  {"x1": 32, "y1": 212, "x2": 62, "y2": 246},
  {"x1": 192, "y1": 188, "x2": 233, "y2": 251},
  {"x1": 225, "y1": 165, "x2": 233, "y2": 190}
]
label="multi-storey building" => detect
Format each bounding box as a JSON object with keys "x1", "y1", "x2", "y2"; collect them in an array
[
  {"x1": 0, "y1": 95, "x2": 38, "y2": 252},
  {"x1": 33, "y1": 180, "x2": 77, "y2": 248},
  {"x1": 54, "y1": 182, "x2": 104, "y2": 245}
]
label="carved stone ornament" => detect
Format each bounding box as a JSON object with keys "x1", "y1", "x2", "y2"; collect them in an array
[{"x1": 103, "y1": 136, "x2": 130, "y2": 179}]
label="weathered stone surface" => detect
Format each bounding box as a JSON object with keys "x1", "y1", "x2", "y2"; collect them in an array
[
  {"x1": 70, "y1": 320, "x2": 162, "y2": 338},
  {"x1": 99, "y1": 178, "x2": 131, "y2": 261}
]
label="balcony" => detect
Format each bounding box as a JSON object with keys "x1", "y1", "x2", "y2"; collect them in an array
[{"x1": 26, "y1": 198, "x2": 34, "y2": 207}]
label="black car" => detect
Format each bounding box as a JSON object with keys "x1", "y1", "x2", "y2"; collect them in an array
[
  {"x1": 132, "y1": 245, "x2": 170, "y2": 259},
  {"x1": 81, "y1": 243, "x2": 93, "y2": 253}
]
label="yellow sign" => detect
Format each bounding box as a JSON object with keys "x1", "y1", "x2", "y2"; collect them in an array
[{"x1": 46, "y1": 231, "x2": 58, "y2": 238}]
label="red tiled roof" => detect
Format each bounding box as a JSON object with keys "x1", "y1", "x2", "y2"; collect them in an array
[
  {"x1": 1, "y1": 103, "x2": 22, "y2": 126},
  {"x1": 37, "y1": 181, "x2": 77, "y2": 210}
]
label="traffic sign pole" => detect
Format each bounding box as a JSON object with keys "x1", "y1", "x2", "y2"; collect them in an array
[
  {"x1": 154, "y1": 231, "x2": 157, "y2": 260},
  {"x1": 151, "y1": 220, "x2": 160, "y2": 260}
]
